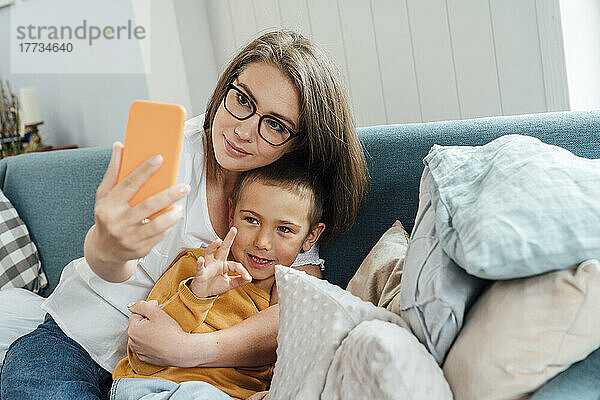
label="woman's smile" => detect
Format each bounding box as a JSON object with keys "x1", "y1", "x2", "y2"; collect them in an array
[{"x1": 224, "y1": 136, "x2": 251, "y2": 157}]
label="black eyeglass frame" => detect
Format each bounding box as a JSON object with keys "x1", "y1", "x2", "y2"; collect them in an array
[{"x1": 223, "y1": 83, "x2": 301, "y2": 147}]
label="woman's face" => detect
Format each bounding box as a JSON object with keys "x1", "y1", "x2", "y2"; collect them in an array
[{"x1": 211, "y1": 62, "x2": 301, "y2": 172}]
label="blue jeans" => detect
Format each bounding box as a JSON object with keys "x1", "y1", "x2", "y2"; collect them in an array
[
  {"x1": 0, "y1": 314, "x2": 112, "y2": 400},
  {"x1": 111, "y1": 378, "x2": 233, "y2": 400}
]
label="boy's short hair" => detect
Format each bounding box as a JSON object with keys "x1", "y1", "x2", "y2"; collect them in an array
[{"x1": 230, "y1": 155, "x2": 325, "y2": 229}]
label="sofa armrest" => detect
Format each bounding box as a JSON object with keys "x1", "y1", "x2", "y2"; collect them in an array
[{"x1": 0, "y1": 147, "x2": 111, "y2": 297}]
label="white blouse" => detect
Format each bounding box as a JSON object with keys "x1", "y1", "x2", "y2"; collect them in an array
[{"x1": 41, "y1": 114, "x2": 323, "y2": 372}]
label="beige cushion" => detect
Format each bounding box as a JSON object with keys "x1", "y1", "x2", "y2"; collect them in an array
[
  {"x1": 443, "y1": 259, "x2": 600, "y2": 400},
  {"x1": 346, "y1": 220, "x2": 408, "y2": 309}
]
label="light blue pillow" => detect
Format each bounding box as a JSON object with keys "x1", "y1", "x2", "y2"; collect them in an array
[
  {"x1": 399, "y1": 167, "x2": 488, "y2": 364},
  {"x1": 425, "y1": 134, "x2": 600, "y2": 279}
]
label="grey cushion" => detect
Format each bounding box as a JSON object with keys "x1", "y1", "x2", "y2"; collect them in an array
[{"x1": 400, "y1": 166, "x2": 488, "y2": 364}]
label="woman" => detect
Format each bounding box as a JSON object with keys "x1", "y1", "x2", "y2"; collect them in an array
[{"x1": 0, "y1": 30, "x2": 367, "y2": 399}]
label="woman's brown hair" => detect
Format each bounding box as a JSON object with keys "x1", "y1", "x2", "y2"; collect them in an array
[{"x1": 203, "y1": 30, "x2": 367, "y2": 246}]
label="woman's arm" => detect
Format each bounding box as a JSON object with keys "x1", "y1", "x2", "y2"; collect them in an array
[
  {"x1": 85, "y1": 142, "x2": 189, "y2": 283},
  {"x1": 127, "y1": 263, "x2": 322, "y2": 368}
]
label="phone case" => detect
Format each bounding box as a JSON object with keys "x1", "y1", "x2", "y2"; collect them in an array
[{"x1": 117, "y1": 100, "x2": 186, "y2": 220}]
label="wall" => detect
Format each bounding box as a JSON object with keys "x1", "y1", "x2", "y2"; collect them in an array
[
  {"x1": 560, "y1": 0, "x2": 600, "y2": 111},
  {"x1": 1, "y1": 0, "x2": 585, "y2": 147},
  {"x1": 0, "y1": 0, "x2": 218, "y2": 147},
  {"x1": 172, "y1": 0, "x2": 218, "y2": 117},
  {"x1": 0, "y1": 2, "x2": 149, "y2": 147},
  {"x1": 131, "y1": 0, "x2": 218, "y2": 117},
  {"x1": 203, "y1": 0, "x2": 570, "y2": 127}
]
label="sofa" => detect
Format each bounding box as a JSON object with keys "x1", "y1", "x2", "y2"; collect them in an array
[{"x1": 1, "y1": 110, "x2": 599, "y2": 398}]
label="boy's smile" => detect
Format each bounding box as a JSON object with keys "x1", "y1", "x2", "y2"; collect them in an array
[
  {"x1": 246, "y1": 253, "x2": 275, "y2": 269},
  {"x1": 228, "y1": 180, "x2": 324, "y2": 290}
]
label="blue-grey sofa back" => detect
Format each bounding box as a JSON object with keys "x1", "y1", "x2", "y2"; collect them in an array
[{"x1": 0, "y1": 111, "x2": 598, "y2": 297}]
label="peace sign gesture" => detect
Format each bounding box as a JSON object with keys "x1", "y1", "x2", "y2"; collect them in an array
[{"x1": 190, "y1": 227, "x2": 253, "y2": 298}]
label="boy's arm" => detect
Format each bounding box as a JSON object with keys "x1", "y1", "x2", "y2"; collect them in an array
[
  {"x1": 187, "y1": 263, "x2": 321, "y2": 368},
  {"x1": 161, "y1": 279, "x2": 217, "y2": 332},
  {"x1": 125, "y1": 263, "x2": 322, "y2": 368},
  {"x1": 126, "y1": 228, "x2": 251, "y2": 370},
  {"x1": 127, "y1": 280, "x2": 216, "y2": 375}
]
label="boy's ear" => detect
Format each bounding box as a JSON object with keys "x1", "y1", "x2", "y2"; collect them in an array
[
  {"x1": 302, "y1": 222, "x2": 325, "y2": 252},
  {"x1": 228, "y1": 198, "x2": 234, "y2": 227}
]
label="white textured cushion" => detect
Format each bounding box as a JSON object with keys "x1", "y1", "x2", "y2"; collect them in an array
[
  {"x1": 270, "y1": 266, "x2": 409, "y2": 400},
  {"x1": 322, "y1": 319, "x2": 452, "y2": 400},
  {"x1": 443, "y1": 259, "x2": 600, "y2": 400}
]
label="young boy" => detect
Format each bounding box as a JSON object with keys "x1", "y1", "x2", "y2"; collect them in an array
[{"x1": 111, "y1": 157, "x2": 326, "y2": 400}]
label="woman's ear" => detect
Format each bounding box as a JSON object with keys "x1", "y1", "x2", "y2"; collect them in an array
[
  {"x1": 228, "y1": 198, "x2": 234, "y2": 227},
  {"x1": 302, "y1": 223, "x2": 325, "y2": 252}
]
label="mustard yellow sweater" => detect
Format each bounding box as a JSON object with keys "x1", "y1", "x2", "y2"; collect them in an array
[{"x1": 113, "y1": 248, "x2": 273, "y2": 400}]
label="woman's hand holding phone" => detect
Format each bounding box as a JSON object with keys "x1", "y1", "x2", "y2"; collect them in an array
[
  {"x1": 84, "y1": 142, "x2": 190, "y2": 283},
  {"x1": 85, "y1": 100, "x2": 187, "y2": 282}
]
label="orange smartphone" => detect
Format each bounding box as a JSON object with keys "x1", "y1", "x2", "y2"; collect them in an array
[{"x1": 117, "y1": 100, "x2": 186, "y2": 220}]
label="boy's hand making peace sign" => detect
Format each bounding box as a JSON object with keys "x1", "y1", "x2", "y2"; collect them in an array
[{"x1": 189, "y1": 227, "x2": 252, "y2": 298}]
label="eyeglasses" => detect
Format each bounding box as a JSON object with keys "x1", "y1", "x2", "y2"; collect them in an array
[{"x1": 223, "y1": 83, "x2": 300, "y2": 146}]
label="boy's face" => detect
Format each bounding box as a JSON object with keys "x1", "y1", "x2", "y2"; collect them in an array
[{"x1": 228, "y1": 180, "x2": 324, "y2": 282}]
